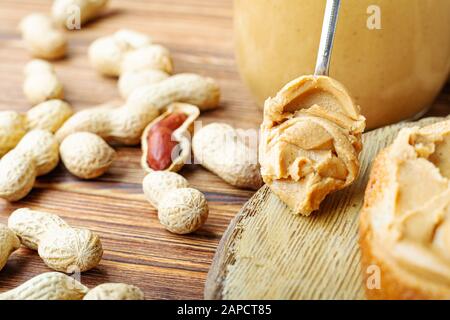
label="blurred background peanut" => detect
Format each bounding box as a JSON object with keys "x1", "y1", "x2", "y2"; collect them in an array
[{"x1": 23, "y1": 59, "x2": 64, "y2": 105}]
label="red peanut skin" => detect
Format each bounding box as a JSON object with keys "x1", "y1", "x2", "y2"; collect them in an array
[{"x1": 146, "y1": 113, "x2": 188, "y2": 170}]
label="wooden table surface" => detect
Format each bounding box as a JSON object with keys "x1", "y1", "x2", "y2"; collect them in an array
[{"x1": 0, "y1": 0, "x2": 449, "y2": 300}]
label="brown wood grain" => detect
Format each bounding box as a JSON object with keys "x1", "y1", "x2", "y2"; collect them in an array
[
  {"x1": 0, "y1": 0, "x2": 259, "y2": 300},
  {"x1": 0, "y1": 0, "x2": 448, "y2": 300}
]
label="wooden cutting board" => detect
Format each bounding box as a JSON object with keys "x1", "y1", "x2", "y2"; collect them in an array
[{"x1": 205, "y1": 115, "x2": 448, "y2": 300}]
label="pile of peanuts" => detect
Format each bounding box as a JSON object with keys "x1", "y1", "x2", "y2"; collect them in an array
[
  {"x1": 0, "y1": 0, "x2": 263, "y2": 299},
  {"x1": 0, "y1": 208, "x2": 143, "y2": 299}
]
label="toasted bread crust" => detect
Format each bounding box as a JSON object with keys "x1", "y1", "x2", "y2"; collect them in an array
[
  {"x1": 359, "y1": 148, "x2": 447, "y2": 300},
  {"x1": 360, "y1": 223, "x2": 435, "y2": 299}
]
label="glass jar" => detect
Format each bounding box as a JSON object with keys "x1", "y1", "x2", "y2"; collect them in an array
[{"x1": 234, "y1": 0, "x2": 450, "y2": 129}]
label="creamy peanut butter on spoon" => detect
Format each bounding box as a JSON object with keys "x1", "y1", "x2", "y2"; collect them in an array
[{"x1": 259, "y1": 0, "x2": 366, "y2": 215}]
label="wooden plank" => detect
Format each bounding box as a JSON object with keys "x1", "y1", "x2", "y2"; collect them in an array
[{"x1": 205, "y1": 116, "x2": 449, "y2": 300}]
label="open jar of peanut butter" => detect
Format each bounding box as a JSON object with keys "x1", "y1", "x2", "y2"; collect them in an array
[{"x1": 234, "y1": 0, "x2": 450, "y2": 129}]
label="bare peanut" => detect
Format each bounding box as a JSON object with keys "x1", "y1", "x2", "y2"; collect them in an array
[
  {"x1": 89, "y1": 29, "x2": 173, "y2": 98},
  {"x1": 83, "y1": 283, "x2": 144, "y2": 300},
  {"x1": 117, "y1": 45, "x2": 173, "y2": 97},
  {"x1": 158, "y1": 188, "x2": 209, "y2": 234},
  {"x1": 129, "y1": 73, "x2": 221, "y2": 112},
  {"x1": 52, "y1": 0, "x2": 109, "y2": 28},
  {"x1": 23, "y1": 60, "x2": 64, "y2": 105},
  {"x1": 0, "y1": 152, "x2": 36, "y2": 202},
  {"x1": 0, "y1": 272, "x2": 88, "y2": 300},
  {"x1": 8, "y1": 208, "x2": 103, "y2": 272},
  {"x1": 192, "y1": 123, "x2": 263, "y2": 190},
  {"x1": 0, "y1": 130, "x2": 59, "y2": 201},
  {"x1": 121, "y1": 45, "x2": 173, "y2": 75},
  {"x1": 22, "y1": 132, "x2": 60, "y2": 175},
  {"x1": 20, "y1": 13, "x2": 67, "y2": 60},
  {"x1": 0, "y1": 100, "x2": 71, "y2": 158},
  {"x1": 0, "y1": 111, "x2": 27, "y2": 158},
  {"x1": 89, "y1": 29, "x2": 174, "y2": 98},
  {"x1": 142, "y1": 172, "x2": 208, "y2": 234},
  {"x1": 0, "y1": 224, "x2": 20, "y2": 272},
  {"x1": 142, "y1": 171, "x2": 189, "y2": 208},
  {"x1": 88, "y1": 29, "x2": 152, "y2": 77},
  {"x1": 55, "y1": 73, "x2": 220, "y2": 145},
  {"x1": 0, "y1": 272, "x2": 143, "y2": 300},
  {"x1": 8, "y1": 208, "x2": 68, "y2": 250},
  {"x1": 26, "y1": 99, "x2": 73, "y2": 132},
  {"x1": 60, "y1": 132, "x2": 116, "y2": 179},
  {"x1": 118, "y1": 69, "x2": 169, "y2": 99}
]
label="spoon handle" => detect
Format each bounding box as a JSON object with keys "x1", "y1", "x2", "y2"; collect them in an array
[{"x1": 314, "y1": 0, "x2": 341, "y2": 76}]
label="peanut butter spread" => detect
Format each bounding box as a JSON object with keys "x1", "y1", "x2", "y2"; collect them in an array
[
  {"x1": 368, "y1": 120, "x2": 450, "y2": 287},
  {"x1": 259, "y1": 75, "x2": 365, "y2": 215}
]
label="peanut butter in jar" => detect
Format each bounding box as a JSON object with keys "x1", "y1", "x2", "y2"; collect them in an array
[{"x1": 234, "y1": 0, "x2": 450, "y2": 129}]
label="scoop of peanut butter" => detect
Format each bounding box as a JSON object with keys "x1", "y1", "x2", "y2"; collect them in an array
[{"x1": 259, "y1": 75, "x2": 365, "y2": 215}]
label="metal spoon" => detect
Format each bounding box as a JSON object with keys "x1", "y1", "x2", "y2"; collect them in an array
[{"x1": 314, "y1": 0, "x2": 341, "y2": 76}]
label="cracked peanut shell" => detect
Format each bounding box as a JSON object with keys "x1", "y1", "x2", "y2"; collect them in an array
[{"x1": 141, "y1": 102, "x2": 199, "y2": 173}]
